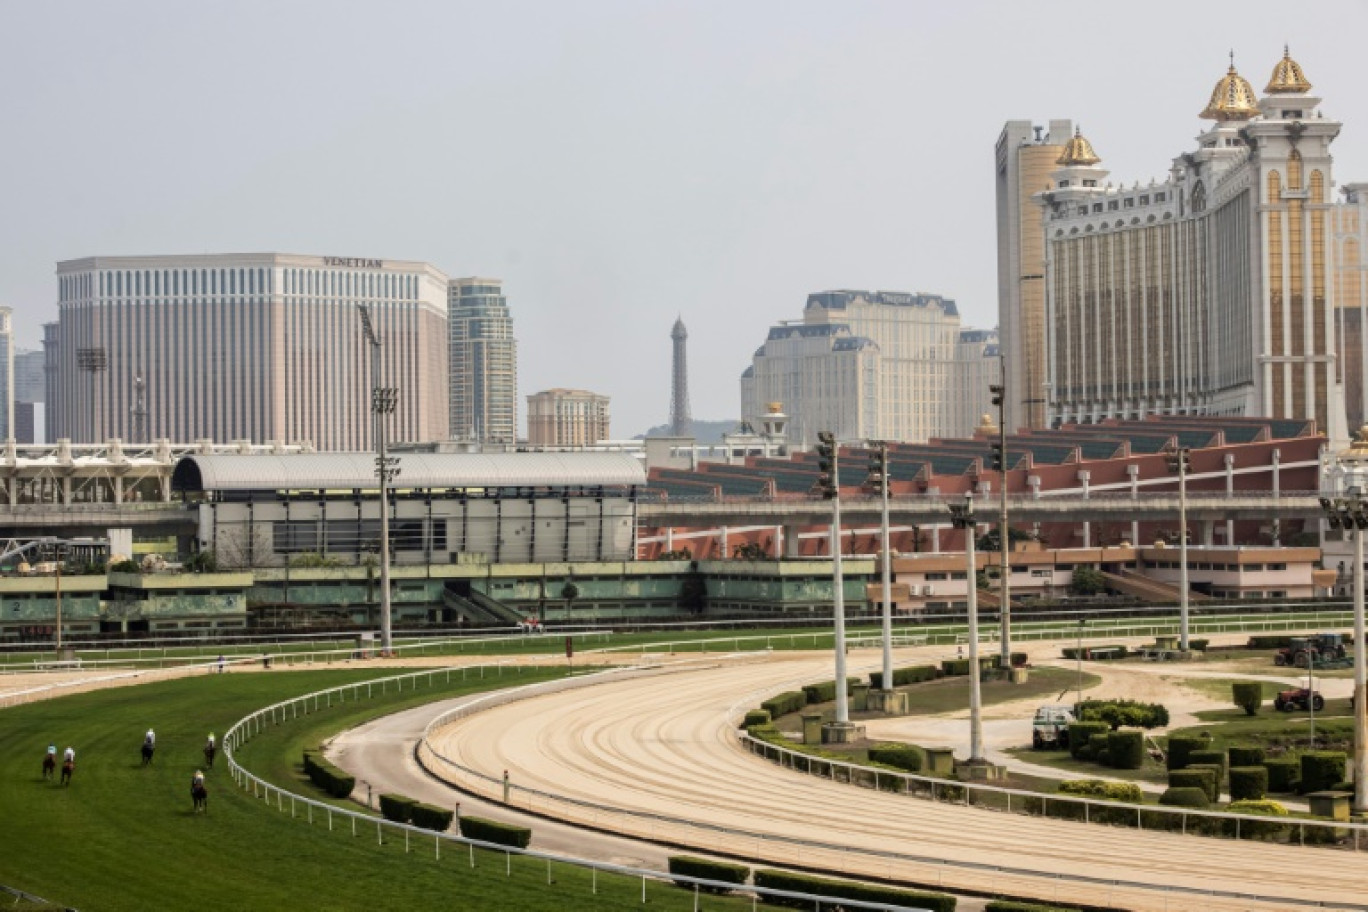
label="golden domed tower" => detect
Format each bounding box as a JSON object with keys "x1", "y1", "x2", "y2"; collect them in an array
[
  {"x1": 1056, "y1": 127, "x2": 1101, "y2": 167},
  {"x1": 1266, "y1": 45, "x2": 1312, "y2": 94},
  {"x1": 1200, "y1": 57, "x2": 1261, "y2": 121}
]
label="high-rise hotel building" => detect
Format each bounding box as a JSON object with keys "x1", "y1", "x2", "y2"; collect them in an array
[
  {"x1": 48, "y1": 253, "x2": 449, "y2": 448},
  {"x1": 448, "y1": 278, "x2": 517, "y2": 445},
  {"x1": 740, "y1": 290, "x2": 997, "y2": 445},
  {"x1": 1022, "y1": 50, "x2": 1352, "y2": 442},
  {"x1": 526, "y1": 388, "x2": 611, "y2": 447}
]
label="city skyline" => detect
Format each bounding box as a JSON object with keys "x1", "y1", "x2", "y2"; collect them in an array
[{"x1": 3, "y1": 2, "x2": 1366, "y2": 437}]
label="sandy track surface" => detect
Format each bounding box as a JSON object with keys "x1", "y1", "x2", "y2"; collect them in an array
[{"x1": 422, "y1": 644, "x2": 1367, "y2": 912}]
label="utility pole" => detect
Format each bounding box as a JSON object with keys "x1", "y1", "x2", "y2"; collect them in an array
[
  {"x1": 866, "y1": 441, "x2": 893, "y2": 693},
  {"x1": 949, "y1": 496, "x2": 983, "y2": 763}
]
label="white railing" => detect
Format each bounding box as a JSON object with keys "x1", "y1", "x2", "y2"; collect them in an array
[{"x1": 222, "y1": 663, "x2": 934, "y2": 912}]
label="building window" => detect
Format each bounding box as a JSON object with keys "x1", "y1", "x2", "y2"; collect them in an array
[{"x1": 1107, "y1": 201, "x2": 1118, "y2": 211}]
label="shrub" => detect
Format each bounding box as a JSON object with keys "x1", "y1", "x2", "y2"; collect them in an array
[
  {"x1": 1159, "y1": 786, "x2": 1210, "y2": 808},
  {"x1": 378, "y1": 793, "x2": 414, "y2": 823},
  {"x1": 1076, "y1": 699, "x2": 1167, "y2": 730},
  {"x1": 1165, "y1": 734, "x2": 1206, "y2": 770},
  {"x1": 1087, "y1": 733, "x2": 1111, "y2": 764},
  {"x1": 743, "y1": 709, "x2": 771, "y2": 728},
  {"x1": 1247, "y1": 635, "x2": 1293, "y2": 649},
  {"x1": 1009, "y1": 651, "x2": 1029, "y2": 667},
  {"x1": 760, "y1": 691, "x2": 806, "y2": 719},
  {"x1": 1228, "y1": 745, "x2": 1266, "y2": 767},
  {"x1": 752, "y1": 869, "x2": 956, "y2": 911},
  {"x1": 1189, "y1": 749, "x2": 1226, "y2": 776},
  {"x1": 458, "y1": 815, "x2": 532, "y2": 849},
  {"x1": 1300, "y1": 752, "x2": 1347, "y2": 794},
  {"x1": 409, "y1": 802, "x2": 454, "y2": 832},
  {"x1": 1228, "y1": 766, "x2": 1269, "y2": 802},
  {"x1": 1225, "y1": 799, "x2": 1290, "y2": 840},
  {"x1": 869, "y1": 665, "x2": 938, "y2": 688},
  {"x1": 1231, "y1": 681, "x2": 1263, "y2": 716},
  {"x1": 1106, "y1": 730, "x2": 1145, "y2": 770},
  {"x1": 1057, "y1": 779, "x2": 1143, "y2": 803},
  {"x1": 1066, "y1": 721, "x2": 1110, "y2": 759},
  {"x1": 867, "y1": 742, "x2": 924, "y2": 773},
  {"x1": 1187, "y1": 763, "x2": 1225, "y2": 801},
  {"x1": 1169, "y1": 768, "x2": 1217, "y2": 802},
  {"x1": 1264, "y1": 758, "x2": 1301, "y2": 793},
  {"x1": 1189, "y1": 638, "x2": 1209, "y2": 652},
  {"x1": 667, "y1": 856, "x2": 750, "y2": 894},
  {"x1": 109, "y1": 558, "x2": 141, "y2": 573}
]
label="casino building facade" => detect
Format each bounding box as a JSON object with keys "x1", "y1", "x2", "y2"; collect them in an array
[
  {"x1": 1013, "y1": 50, "x2": 1358, "y2": 443},
  {"x1": 47, "y1": 253, "x2": 450, "y2": 449}
]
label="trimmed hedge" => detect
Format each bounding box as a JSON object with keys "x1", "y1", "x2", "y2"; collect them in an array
[
  {"x1": 378, "y1": 793, "x2": 414, "y2": 823},
  {"x1": 302, "y1": 749, "x2": 355, "y2": 799},
  {"x1": 1057, "y1": 779, "x2": 1143, "y2": 803},
  {"x1": 940, "y1": 656, "x2": 998, "y2": 677},
  {"x1": 867, "y1": 742, "x2": 924, "y2": 773},
  {"x1": 1228, "y1": 745, "x2": 1266, "y2": 767},
  {"x1": 868, "y1": 664, "x2": 939, "y2": 688},
  {"x1": 1061, "y1": 644, "x2": 1129, "y2": 660},
  {"x1": 1159, "y1": 786, "x2": 1210, "y2": 808},
  {"x1": 458, "y1": 815, "x2": 532, "y2": 848},
  {"x1": 1009, "y1": 651, "x2": 1029, "y2": 667},
  {"x1": 667, "y1": 856, "x2": 750, "y2": 894},
  {"x1": 1169, "y1": 768, "x2": 1217, "y2": 802},
  {"x1": 753, "y1": 869, "x2": 956, "y2": 911},
  {"x1": 1247, "y1": 635, "x2": 1294, "y2": 649},
  {"x1": 1187, "y1": 764, "x2": 1225, "y2": 801},
  {"x1": 1165, "y1": 734, "x2": 1206, "y2": 771},
  {"x1": 1067, "y1": 721, "x2": 1110, "y2": 759},
  {"x1": 1229, "y1": 766, "x2": 1268, "y2": 801},
  {"x1": 1231, "y1": 681, "x2": 1262, "y2": 716},
  {"x1": 1300, "y1": 751, "x2": 1347, "y2": 794},
  {"x1": 410, "y1": 802, "x2": 454, "y2": 832},
  {"x1": 1189, "y1": 749, "x2": 1226, "y2": 776},
  {"x1": 743, "y1": 709, "x2": 771, "y2": 728},
  {"x1": 1076, "y1": 699, "x2": 1168, "y2": 730},
  {"x1": 1189, "y1": 639, "x2": 1209, "y2": 652},
  {"x1": 760, "y1": 691, "x2": 806, "y2": 719},
  {"x1": 802, "y1": 678, "x2": 863, "y2": 705},
  {"x1": 1106, "y1": 730, "x2": 1145, "y2": 770},
  {"x1": 1264, "y1": 757, "x2": 1301, "y2": 793},
  {"x1": 1225, "y1": 799, "x2": 1291, "y2": 840}
]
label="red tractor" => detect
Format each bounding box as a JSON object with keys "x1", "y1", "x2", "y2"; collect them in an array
[
  {"x1": 1273, "y1": 633, "x2": 1346, "y2": 668},
  {"x1": 1274, "y1": 687, "x2": 1325, "y2": 712}
]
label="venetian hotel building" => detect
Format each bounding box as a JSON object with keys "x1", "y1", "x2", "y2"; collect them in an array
[
  {"x1": 47, "y1": 253, "x2": 450, "y2": 449},
  {"x1": 1035, "y1": 50, "x2": 1351, "y2": 443}
]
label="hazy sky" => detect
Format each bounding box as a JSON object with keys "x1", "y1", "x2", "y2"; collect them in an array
[{"x1": 4, "y1": 1, "x2": 1366, "y2": 438}]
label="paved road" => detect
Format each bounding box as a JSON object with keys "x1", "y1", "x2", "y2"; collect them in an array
[{"x1": 418, "y1": 648, "x2": 1367, "y2": 912}]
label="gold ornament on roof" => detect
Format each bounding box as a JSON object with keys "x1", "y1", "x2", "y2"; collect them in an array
[
  {"x1": 1200, "y1": 55, "x2": 1261, "y2": 121},
  {"x1": 1056, "y1": 127, "x2": 1101, "y2": 166},
  {"x1": 1266, "y1": 45, "x2": 1311, "y2": 94}
]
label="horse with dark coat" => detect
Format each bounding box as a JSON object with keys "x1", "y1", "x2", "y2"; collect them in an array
[
  {"x1": 42, "y1": 752, "x2": 55, "y2": 781},
  {"x1": 60, "y1": 759, "x2": 74, "y2": 786},
  {"x1": 191, "y1": 773, "x2": 207, "y2": 813}
]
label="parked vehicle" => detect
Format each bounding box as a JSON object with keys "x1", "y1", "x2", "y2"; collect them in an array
[
  {"x1": 1273, "y1": 687, "x2": 1324, "y2": 712},
  {"x1": 1032, "y1": 704, "x2": 1076, "y2": 748},
  {"x1": 1273, "y1": 633, "x2": 1346, "y2": 668}
]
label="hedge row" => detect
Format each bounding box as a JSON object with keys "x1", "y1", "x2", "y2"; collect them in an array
[
  {"x1": 411, "y1": 802, "x2": 455, "y2": 832},
  {"x1": 1226, "y1": 800, "x2": 1290, "y2": 839},
  {"x1": 940, "y1": 656, "x2": 1000, "y2": 677},
  {"x1": 1264, "y1": 757, "x2": 1300, "y2": 792},
  {"x1": 867, "y1": 742, "x2": 924, "y2": 773},
  {"x1": 1169, "y1": 768, "x2": 1217, "y2": 802},
  {"x1": 802, "y1": 678, "x2": 863, "y2": 705},
  {"x1": 1076, "y1": 699, "x2": 1169, "y2": 730},
  {"x1": 1057, "y1": 779, "x2": 1143, "y2": 803},
  {"x1": 1187, "y1": 764, "x2": 1225, "y2": 801},
  {"x1": 753, "y1": 868, "x2": 955, "y2": 911},
  {"x1": 868, "y1": 664, "x2": 939, "y2": 689},
  {"x1": 667, "y1": 857, "x2": 750, "y2": 894},
  {"x1": 379, "y1": 793, "x2": 415, "y2": 823},
  {"x1": 1067, "y1": 721, "x2": 1110, "y2": 759},
  {"x1": 1248, "y1": 633, "x2": 1349, "y2": 649},
  {"x1": 1228, "y1": 745, "x2": 1266, "y2": 767},
  {"x1": 1165, "y1": 735, "x2": 1207, "y2": 770},
  {"x1": 302, "y1": 749, "x2": 355, "y2": 799},
  {"x1": 743, "y1": 709, "x2": 771, "y2": 728},
  {"x1": 1189, "y1": 749, "x2": 1226, "y2": 775},
  {"x1": 1229, "y1": 766, "x2": 1268, "y2": 801},
  {"x1": 458, "y1": 815, "x2": 532, "y2": 848},
  {"x1": 761, "y1": 691, "x2": 806, "y2": 719}
]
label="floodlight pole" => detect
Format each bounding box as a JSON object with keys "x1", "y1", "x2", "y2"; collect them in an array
[
  {"x1": 996, "y1": 357, "x2": 1012, "y2": 667},
  {"x1": 950, "y1": 496, "x2": 983, "y2": 762},
  {"x1": 1354, "y1": 521, "x2": 1366, "y2": 813},
  {"x1": 359, "y1": 306, "x2": 398, "y2": 656},
  {"x1": 831, "y1": 468, "x2": 849, "y2": 726}
]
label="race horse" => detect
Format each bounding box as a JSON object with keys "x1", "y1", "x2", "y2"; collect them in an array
[
  {"x1": 141, "y1": 742, "x2": 155, "y2": 766},
  {"x1": 203, "y1": 742, "x2": 216, "y2": 769},
  {"x1": 42, "y1": 753, "x2": 55, "y2": 781},
  {"x1": 60, "y1": 759, "x2": 74, "y2": 786},
  {"x1": 191, "y1": 781, "x2": 208, "y2": 813}
]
